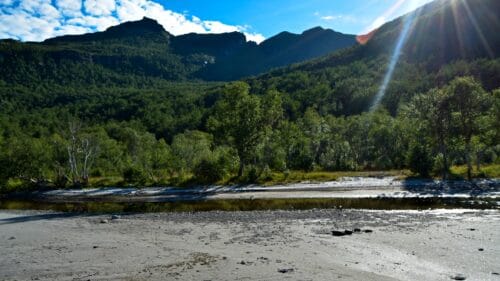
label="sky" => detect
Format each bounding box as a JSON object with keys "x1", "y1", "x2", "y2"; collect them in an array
[{"x1": 0, "y1": 0, "x2": 435, "y2": 44}]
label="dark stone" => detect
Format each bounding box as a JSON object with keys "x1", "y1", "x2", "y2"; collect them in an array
[
  {"x1": 363, "y1": 229, "x2": 373, "y2": 233},
  {"x1": 451, "y1": 274, "x2": 466, "y2": 280},
  {"x1": 492, "y1": 272, "x2": 499, "y2": 275},
  {"x1": 332, "y1": 230, "x2": 346, "y2": 236},
  {"x1": 353, "y1": 228, "x2": 361, "y2": 233},
  {"x1": 468, "y1": 228, "x2": 476, "y2": 231},
  {"x1": 344, "y1": 230, "x2": 353, "y2": 235},
  {"x1": 93, "y1": 246, "x2": 99, "y2": 249},
  {"x1": 8, "y1": 236, "x2": 15, "y2": 240},
  {"x1": 278, "y1": 268, "x2": 294, "y2": 273},
  {"x1": 478, "y1": 248, "x2": 484, "y2": 251}
]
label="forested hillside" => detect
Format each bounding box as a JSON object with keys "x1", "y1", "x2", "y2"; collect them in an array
[{"x1": 0, "y1": 0, "x2": 498, "y2": 190}]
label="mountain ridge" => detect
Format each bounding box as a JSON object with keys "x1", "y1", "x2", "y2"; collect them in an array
[{"x1": 0, "y1": 18, "x2": 357, "y2": 83}]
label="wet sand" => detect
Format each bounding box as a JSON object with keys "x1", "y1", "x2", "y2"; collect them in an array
[{"x1": 1, "y1": 209, "x2": 499, "y2": 281}]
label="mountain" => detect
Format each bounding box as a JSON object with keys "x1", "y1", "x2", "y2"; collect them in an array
[
  {"x1": 250, "y1": 0, "x2": 500, "y2": 115},
  {"x1": 291, "y1": 0, "x2": 499, "y2": 71},
  {"x1": 0, "y1": 18, "x2": 356, "y2": 85},
  {"x1": 0, "y1": 0, "x2": 498, "y2": 187}
]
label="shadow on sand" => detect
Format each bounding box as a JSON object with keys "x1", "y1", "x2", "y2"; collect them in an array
[
  {"x1": 0, "y1": 212, "x2": 90, "y2": 225},
  {"x1": 400, "y1": 178, "x2": 500, "y2": 197}
]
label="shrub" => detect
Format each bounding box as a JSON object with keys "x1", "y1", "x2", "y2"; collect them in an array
[
  {"x1": 123, "y1": 166, "x2": 148, "y2": 185},
  {"x1": 193, "y1": 158, "x2": 226, "y2": 184}
]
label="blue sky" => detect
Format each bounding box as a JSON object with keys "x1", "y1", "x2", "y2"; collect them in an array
[
  {"x1": 0, "y1": 0, "x2": 435, "y2": 43},
  {"x1": 160, "y1": 0, "x2": 435, "y2": 36}
]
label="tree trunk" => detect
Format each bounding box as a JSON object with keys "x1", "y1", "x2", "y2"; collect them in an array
[
  {"x1": 476, "y1": 150, "x2": 481, "y2": 172},
  {"x1": 440, "y1": 139, "x2": 449, "y2": 181},
  {"x1": 238, "y1": 162, "x2": 244, "y2": 178},
  {"x1": 465, "y1": 140, "x2": 472, "y2": 181}
]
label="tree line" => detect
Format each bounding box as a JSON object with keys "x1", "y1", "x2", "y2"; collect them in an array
[{"x1": 0, "y1": 74, "x2": 498, "y2": 190}]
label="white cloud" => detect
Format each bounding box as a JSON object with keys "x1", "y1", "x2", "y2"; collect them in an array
[
  {"x1": 0, "y1": 12, "x2": 61, "y2": 41},
  {"x1": 244, "y1": 33, "x2": 265, "y2": 44},
  {"x1": 56, "y1": 0, "x2": 82, "y2": 17},
  {"x1": 316, "y1": 13, "x2": 358, "y2": 24},
  {"x1": 54, "y1": 24, "x2": 92, "y2": 36},
  {"x1": 19, "y1": 0, "x2": 61, "y2": 19},
  {"x1": 67, "y1": 15, "x2": 119, "y2": 30},
  {"x1": 0, "y1": 0, "x2": 265, "y2": 43},
  {"x1": 321, "y1": 15, "x2": 336, "y2": 21},
  {"x1": 84, "y1": 0, "x2": 115, "y2": 16},
  {"x1": 0, "y1": 0, "x2": 15, "y2": 6}
]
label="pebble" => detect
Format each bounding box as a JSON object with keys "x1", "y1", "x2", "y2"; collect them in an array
[
  {"x1": 451, "y1": 274, "x2": 466, "y2": 280},
  {"x1": 332, "y1": 230, "x2": 346, "y2": 236},
  {"x1": 363, "y1": 229, "x2": 373, "y2": 233},
  {"x1": 478, "y1": 248, "x2": 484, "y2": 251},
  {"x1": 8, "y1": 236, "x2": 16, "y2": 240},
  {"x1": 278, "y1": 268, "x2": 294, "y2": 274}
]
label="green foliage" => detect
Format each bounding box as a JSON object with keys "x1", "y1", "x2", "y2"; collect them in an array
[
  {"x1": 407, "y1": 142, "x2": 432, "y2": 177},
  {"x1": 0, "y1": 0, "x2": 498, "y2": 188},
  {"x1": 123, "y1": 166, "x2": 148, "y2": 185},
  {"x1": 193, "y1": 158, "x2": 226, "y2": 184}
]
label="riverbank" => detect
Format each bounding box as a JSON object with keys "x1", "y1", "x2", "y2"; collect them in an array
[
  {"x1": 1, "y1": 208, "x2": 499, "y2": 280},
  {"x1": 4, "y1": 177, "x2": 500, "y2": 203}
]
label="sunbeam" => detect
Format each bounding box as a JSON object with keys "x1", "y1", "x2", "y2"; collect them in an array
[
  {"x1": 460, "y1": 0, "x2": 494, "y2": 58},
  {"x1": 369, "y1": 11, "x2": 416, "y2": 111}
]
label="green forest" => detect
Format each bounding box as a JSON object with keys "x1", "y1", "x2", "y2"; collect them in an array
[
  {"x1": 0, "y1": 60, "x2": 498, "y2": 191},
  {"x1": 0, "y1": 0, "x2": 499, "y2": 192}
]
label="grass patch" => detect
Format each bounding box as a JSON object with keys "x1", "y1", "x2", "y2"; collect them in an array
[
  {"x1": 253, "y1": 170, "x2": 410, "y2": 186},
  {"x1": 450, "y1": 164, "x2": 500, "y2": 179}
]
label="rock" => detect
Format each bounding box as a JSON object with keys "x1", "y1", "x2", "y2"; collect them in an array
[
  {"x1": 363, "y1": 229, "x2": 373, "y2": 233},
  {"x1": 468, "y1": 228, "x2": 476, "y2": 231},
  {"x1": 100, "y1": 219, "x2": 109, "y2": 224},
  {"x1": 332, "y1": 230, "x2": 346, "y2": 236},
  {"x1": 238, "y1": 261, "x2": 246, "y2": 265},
  {"x1": 344, "y1": 230, "x2": 353, "y2": 235},
  {"x1": 451, "y1": 274, "x2": 467, "y2": 280},
  {"x1": 111, "y1": 215, "x2": 121, "y2": 220},
  {"x1": 278, "y1": 268, "x2": 294, "y2": 273},
  {"x1": 492, "y1": 272, "x2": 499, "y2": 275},
  {"x1": 8, "y1": 236, "x2": 15, "y2": 240},
  {"x1": 93, "y1": 246, "x2": 99, "y2": 249},
  {"x1": 353, "y1": 228, "x2": 361, "y2": 233},
  {"x1": 478, "y1": 248, "x2": 484, "y2": 251}
]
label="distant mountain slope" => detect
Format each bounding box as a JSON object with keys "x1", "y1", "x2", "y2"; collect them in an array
[
  {"x1": 0, "y1": 18, "x2": 356, "y2": 85},
  {"x1": 292, "y1": 0, "x2": 499, "y2": 73},
  {"x1": 249, "y1": 0, "x2": 499, "y2": 116}
]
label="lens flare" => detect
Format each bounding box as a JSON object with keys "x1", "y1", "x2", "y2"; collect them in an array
[
  {"x1": 370, "y1": 12, "x2": 416, "y2": 111},
  {"x1": 461, "y1": 0, "x2": 494, "y2": 58},
  {"x1": 356, "y1": 0, "x2": 406, "y2": 45}
]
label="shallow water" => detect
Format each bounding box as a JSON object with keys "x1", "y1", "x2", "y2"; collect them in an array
[{"x1": 0, "y1": 197, "x2": 498, "y2": 213}]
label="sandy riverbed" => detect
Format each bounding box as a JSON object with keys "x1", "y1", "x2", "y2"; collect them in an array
[{"x1": 0, "y1": 209, "x2": 499, "y2": 281}]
